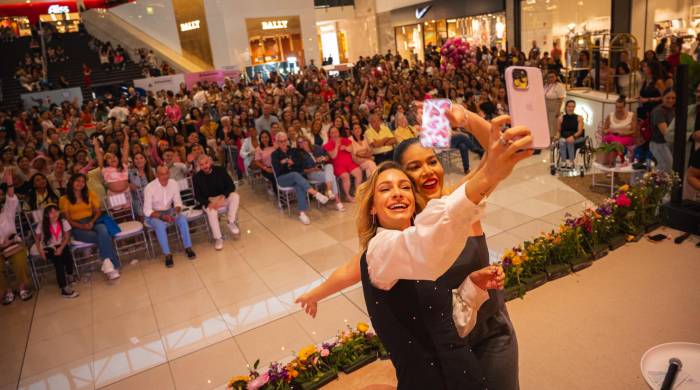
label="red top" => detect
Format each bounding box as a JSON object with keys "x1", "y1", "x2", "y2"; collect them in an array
[{"x1": 323, "y1": 137, "x2": 357, "y2": 175}]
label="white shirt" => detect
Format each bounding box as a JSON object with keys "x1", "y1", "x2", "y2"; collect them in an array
[
  {"x1": 35, "y1": 219, "x2": 72, "y2": 247},
  {"x1": 544, "y1": 82, "x2": 566, "y2": 100},
  {"x1": 366, "y1": 181, "x2": 488, "y2": 337},
  {"x1": 143, "y1": 178, "x2": 183, "y2": 217},
  {"x1": 108, "y1": 106, "x2": 129, "y2": 122},
  {"x1": 193, "y1": 90, "x2": 207, "y2": 108},
  {"x1": 0, "y1": 195, "x2": 19, "y2": 243}
]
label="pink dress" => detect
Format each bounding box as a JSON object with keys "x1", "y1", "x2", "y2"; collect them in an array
[{"x1": 324, "y1": 137, "x2": 358, "y2": 176}]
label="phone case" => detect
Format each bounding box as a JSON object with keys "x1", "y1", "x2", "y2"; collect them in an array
[
  {"x1": 505, "y1": 66, "x2": 551, "y2": 149},
  {"x1": 420, "y1": 99, "x2": 452, "y2": 149}
]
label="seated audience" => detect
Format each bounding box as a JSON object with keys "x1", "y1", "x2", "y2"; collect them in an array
[
  {"x1": 324, "y1": 127, "x2": 362, "y2": 202},
  {"x1": 34, "y1": 204, "x2": 79, "y2": 298}
]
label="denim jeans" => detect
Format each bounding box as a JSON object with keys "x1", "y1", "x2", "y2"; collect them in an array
[
  {"x1": 558, "y1": 138, "x2": 576, "y2": 161},
  {"x1": 71, "y1": 217, "x2": 120, "y2": 269},
  {"x1": 277, "y1": 171, "x2": 311, "y2": 211},
  {"x1": 306, "y1": 164, "x2": 338, "y2": 195},
  {"x1": 451, "y1": 133, "x2": 483, "y2": 172},
  {"x1": 146, "y1": 210, "x2": 192, "y2": 255}
]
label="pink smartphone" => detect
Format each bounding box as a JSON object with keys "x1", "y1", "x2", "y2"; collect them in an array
[
  {"x1": 420, "y1": 99, "x2": 452, "y2": 148},
  {"x1": 504, "y1": 66, "x2": 550, "y2": 149}
]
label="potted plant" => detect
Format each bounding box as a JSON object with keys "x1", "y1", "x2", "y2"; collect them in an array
[
  {"x1": 287, "y1": 345, "x2": 339, "y2": 390},
  {"x1": 332, "y1": 323, "x2": 378, "y2": 374},
  {"x1": 595, "y1": 141, "x2": 625, "y2": 167}
]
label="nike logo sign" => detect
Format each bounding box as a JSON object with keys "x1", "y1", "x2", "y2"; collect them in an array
[{"x1": 415, "y1": 4, "x2": 431, "y2": 20}]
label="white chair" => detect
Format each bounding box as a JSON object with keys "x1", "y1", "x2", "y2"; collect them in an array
[
  {"x1": 272, "y1": 165, "x2": 309, "y2": 216},
  {"x1": 104, "y1": 192, "x2": 152, "y2": 261},
  {"x1": 176, "y1": 177, "x2": 213, "y2": 242}
]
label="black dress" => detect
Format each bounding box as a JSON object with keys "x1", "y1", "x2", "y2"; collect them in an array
[
  {"x1": 361, "y1": 235, "x2": 519, "y2": 389},
  {"x1": 360, "y1": 251, "x2": 488, "y2": 390}
]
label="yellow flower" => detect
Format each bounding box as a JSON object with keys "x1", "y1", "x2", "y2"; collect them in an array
[
  {"x1": 512, "y1": 256, "x2": 522, "y2": 266},
  {"x1": 619, "y1": 184, "x2": 630, "y2": 192},
  {"x1": 357, "y1": 322, "x2": 370, "y2": 333},
  {"x1": 227, "y1": 375, "x2": 249, "y2": 386},
  {"x1": 626, "y1": 235, "x2": 635, "y2": 242},
  {"x1": 297, "y1": 345, "x2": 317, "y2": 361}
]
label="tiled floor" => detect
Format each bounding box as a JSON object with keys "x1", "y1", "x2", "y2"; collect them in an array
[{"x1": 4, "y1": 153, "x2": 602, "y2": 390}]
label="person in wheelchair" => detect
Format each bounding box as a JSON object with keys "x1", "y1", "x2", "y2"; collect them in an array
[{"x1": 555, "y1": 100, "x2": 585, "y2": 169}]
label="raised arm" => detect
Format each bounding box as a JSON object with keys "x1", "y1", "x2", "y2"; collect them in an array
[
  {"x1": 92, "y1": 137, "x2": 104, "y2": 167},
  {"x1": 121, "y1": 135, "x2": 130, "y2": 165},
  {"x1": 295, "y1": 254, "x2": 361, "y2": 317}
]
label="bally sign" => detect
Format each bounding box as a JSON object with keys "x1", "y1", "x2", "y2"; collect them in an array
[
  {"x1": 48, "y1": 4, "x2": 71, "y2": 14},
  {"x1": 179, "y1": 20, "x2": 201, "y2": 32},
  {"x1": 261, "y1": 20, "x2": 288, "y2": 30}
]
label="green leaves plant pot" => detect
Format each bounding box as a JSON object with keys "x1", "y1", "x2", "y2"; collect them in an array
[
  {"x1": 340, "y1": 353, "x2": 377, "y2": 374},
  {"x1": 545, "y1": 263, "x2": 570, "y2": 281},
  {"x1": 590, "y1": 243, "x2": 609, "y2": 260},
  {"x1": 522, "y1": 273, "x2": 547, "y2": 292},
  {"x1": 295, "y1": 370, "x2": 338, "y2": 390},
  {"x1": 607, "y1": 234, "x2": 627, "y2": 251},
  {"x1": 569, "y1": 256, "x2": 593, "y2": 272}
]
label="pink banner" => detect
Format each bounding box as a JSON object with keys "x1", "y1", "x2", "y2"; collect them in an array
[{"x1": 185, "y1": 67, "x2": 241, "y2": 89}]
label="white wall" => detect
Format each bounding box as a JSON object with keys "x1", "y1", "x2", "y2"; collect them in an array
[
  {"x1": 108, "y1": 0, "x2": 182, "y2": 55},
  {"x1": 375, "y1": 0, "x2": 425, "y2": 14},
  {"x1": 204, "y1": 0, "x2": 319, "y2": 69},
  {"x1": 631, "y1": 0, "x2": 693, "y2": 51},
  {"x1": 315, "y1": 0, "x2": 381, "y2": 62}
]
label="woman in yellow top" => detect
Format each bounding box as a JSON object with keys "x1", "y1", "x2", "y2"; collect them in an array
[
  {"x1": 59, "y1": 173, "x2": 121, "y2": 280},
  {"x1": 393, "y1": 112, "x2": 418, "y2": 143}
]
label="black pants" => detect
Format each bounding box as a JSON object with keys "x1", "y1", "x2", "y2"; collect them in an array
[
  {"x1": 46, "y1": 247, "x2": 74, "y2": 289},
  {"x1": 261, "y1": 170, "x2": 278, "y2": 193},
  {"x1": 373, "y1": 151, "x2": 394, "y2": 165}
]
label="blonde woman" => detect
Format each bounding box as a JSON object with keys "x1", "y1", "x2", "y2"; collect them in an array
[{"x1": 298, "y1": 109, "x2": 531, "y2": 389}]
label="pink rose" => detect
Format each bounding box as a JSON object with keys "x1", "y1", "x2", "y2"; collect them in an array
[
  {"x1": 247, "y1": 373, "x2": 269, "y2": 390},
  {"x1": 615, "y1": 192, "x2": 631, "y2": 207},
  {"x1": 320, "y1": 348, "x2": 330, "y2": 357}
]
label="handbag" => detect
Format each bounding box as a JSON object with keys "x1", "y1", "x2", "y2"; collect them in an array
[{"x1": 95, "y1": 214, "x2": 122, "y2": 237}]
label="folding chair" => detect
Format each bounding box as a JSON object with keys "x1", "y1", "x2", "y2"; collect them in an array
[
  {"x1": 177, "y1": 177, "x2": 213, "y2": 242},
  {"x1": 138, "y1": 188, "x2": 185, "y2": 257},
  {"x1": 104, "y1": 192, "x2": 151, "y2": 261},
  {"x1": 271, "y1": 166, "x2": 309, "y2": 216}
]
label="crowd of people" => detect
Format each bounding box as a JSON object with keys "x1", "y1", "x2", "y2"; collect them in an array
[
  {"x1": 0, "y1": 33, "x2": 696, "y2": 313},
  {"x1": 88, "y1": 38, "x2": 128, "y2": 72},
  {"x1": 135, "y1": 48, "x2": 176, "y2": 78}
]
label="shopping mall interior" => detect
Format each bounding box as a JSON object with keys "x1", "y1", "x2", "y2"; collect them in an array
[{"x1": 0, "y1": 0, "x2": 699, "y2": 389}]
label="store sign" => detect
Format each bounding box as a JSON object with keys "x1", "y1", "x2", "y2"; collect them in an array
[
  {"x1": 179, "y1": 20, "x2": 200, "y2": 32},
  {"x1": 262, "y1": 20, "x2": 288, "y2": 30},
  {"x1": 415, "y1": 5, "x2": 431, "y2": 20},
  {"x1": 48, "y1": 4, "x2": 70, "y2": 14}
]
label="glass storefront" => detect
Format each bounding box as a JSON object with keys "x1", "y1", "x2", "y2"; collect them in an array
[
  {"x1": 520, "y1": 0, "x2": 611, "y2": 66},
  {"x1": 394, "y1": 12, "x2": 507, "y2": 63},
  {"x1": 39, "y1": 12, "x2": 81, "y2": 33},
  {"x1": 245, "y1": 16, "x2": 305, "y2": 66},
  {"x1": 316, "y1": 22, "x2": 349, "y2": 65},
  {"x1": 0, "y1": 16, "x2": 31, "y2": 37}
]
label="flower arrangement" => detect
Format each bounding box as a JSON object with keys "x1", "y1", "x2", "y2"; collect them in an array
[
  {"x1": 227, "y1": 322, "x2": 381, "y2": 390},
  {"x1": 595, "y1": 141, "x2": 625, "y2": 166},
  {"x1": 439, "y1": 37, "x2": 472, "y2": 70},
  {"x1": 501, "y1": 170, "x2": 679, "y2": 298}
]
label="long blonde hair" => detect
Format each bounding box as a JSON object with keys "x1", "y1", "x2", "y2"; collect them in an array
[{"x1": 356, "y1": 161, "x2": 425, "y2": 251}]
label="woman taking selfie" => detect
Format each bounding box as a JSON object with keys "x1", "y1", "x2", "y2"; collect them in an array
[{"x1": 297, "y1": 109, "x2": 528, "y2": 389}]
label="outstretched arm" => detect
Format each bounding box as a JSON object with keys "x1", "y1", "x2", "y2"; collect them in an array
[{"x1": 295, "y1": 254, "x2": 361, "y2": 318}]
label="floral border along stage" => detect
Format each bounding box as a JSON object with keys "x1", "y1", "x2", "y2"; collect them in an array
[
  {"x1": 228, "y1": 322, "x2": 387, "y2": 390},
  {"x1": 501, "y1": 170, "x2": 679, "y2": 300}
]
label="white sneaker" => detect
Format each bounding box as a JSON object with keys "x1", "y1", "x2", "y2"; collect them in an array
[
  {"x1": 336, "y1": 202, "x2": 345, "y2": 212},
  {"x1": 314, "y1": 192, "x2": 329, "y2": 204},
  {"x1": 326, "y1": 190, "x2": 336, "y2": 201},
  {"x1": 299, "y1": 212, "x2": 311, "y2": 225},
  {"x1": 107, "y1": 270, "x2": 120, "y2": 280},
  {"x1": 101, "y1": 259, "x2": 115, "y2": 274},
  {"x1": 228, "y1": 221, "x2": 240, "y2": 235},
  {"x1": 214, "y1": 239, "x2": 224, "y2": 250}
]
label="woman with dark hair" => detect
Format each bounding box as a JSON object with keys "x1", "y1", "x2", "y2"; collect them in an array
[
  {"x1": 24, "y1": 172, "x2": 60, "y2": 211},
  {"x1": 46, "y1": 143, "x2": 63, "y2": 163},
  {"x1": 34, "y1": 204, "x2": 79, "y2": 298},
  {"x1": 556, "y1": 100, "x2": 584, "y2": 169},
  {"x1": 59, "y1": 173, "x2": 121, "y2": 280},
  {"x1": 649, "y1": 88, "x2": 676, "y2": 172},
  {"x1": 129, "y1": 152, "x2": 155, "y2": 217},
  {"x1": 253, "y1": 130, "x2": 277, "y2": 191}
]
